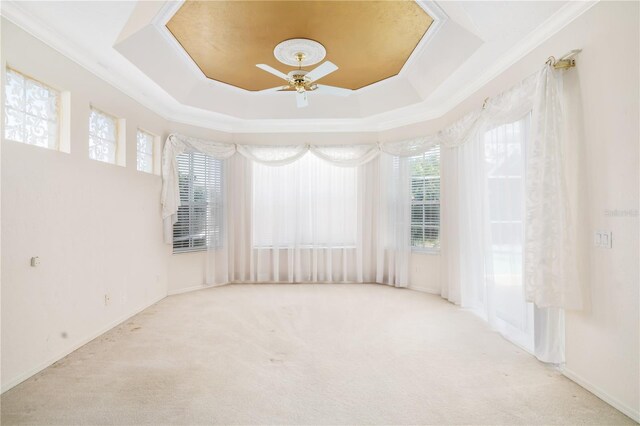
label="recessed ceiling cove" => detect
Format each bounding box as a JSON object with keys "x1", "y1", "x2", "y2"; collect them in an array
[{"x1": 165, "y1": 1, "x2": 433, "y2": 91}]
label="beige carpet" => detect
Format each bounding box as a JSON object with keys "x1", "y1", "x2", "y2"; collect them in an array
[{"x1": 1, "y1": 284, "x2": 634, "y2": 425}]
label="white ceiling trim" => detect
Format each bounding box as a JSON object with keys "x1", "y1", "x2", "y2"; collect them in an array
[
  {"x1": 0, "y1": 0, "x2": 597, "y2": 135},
  {"x1": 369, "y1": 0, "x2": 599, "y2": 131},
  {"x1": 151, "y1": 0, "x2": 210, "y2": 85},
  {"x1": 0, "y1": 0, "x2": 240, "y2": 133}
]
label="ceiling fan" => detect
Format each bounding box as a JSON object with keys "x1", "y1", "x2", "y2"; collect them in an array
[{"x1": 256, "y1": 51, "x2": 352, "y2": 108}]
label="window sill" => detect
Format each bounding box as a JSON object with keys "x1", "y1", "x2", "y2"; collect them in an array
[
  {"x1": 253, "y1": 245, "x2": 357, "y2": 250},
  {"x1": 411, "y1": 248, "x2": 441, "y2": 255},
  {"x1": 172, "y1": 250, "x2": 207, "y2": 255}
]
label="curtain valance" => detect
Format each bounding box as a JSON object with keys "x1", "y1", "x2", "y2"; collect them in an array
[
  {"x1": 161, "y1": 68, "x2": 538, "y2": 184},
  {"x1": 381, "y1": 71, "x2": 539, "y2": 155},
  {"x1": 236, "y1": 144, "x2": 308, "y2": 166},
  {"x1": 161, "y1": 137, "x2": 388, "y2": 222}
]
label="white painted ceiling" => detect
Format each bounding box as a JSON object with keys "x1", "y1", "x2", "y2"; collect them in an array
[{"x1": 1, "y1": 1, "x2": 596, "y2": 133}]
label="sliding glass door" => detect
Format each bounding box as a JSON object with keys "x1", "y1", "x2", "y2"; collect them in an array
[{"x1": 483, "y1": 115, "x2": 535, "y2": 352}]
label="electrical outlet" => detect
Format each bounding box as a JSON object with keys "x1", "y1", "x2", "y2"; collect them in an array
[
  {"x1": 104, "y1": 294, "x2": 111, "y2": 306},
  {"x1": 30, "y1": 257, "x2": 41, "y2": 267}
]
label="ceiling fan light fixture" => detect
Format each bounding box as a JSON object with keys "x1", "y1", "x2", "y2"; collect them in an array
[{"x1": 257, "y1": 38, "x2": 351, "y2": 108}]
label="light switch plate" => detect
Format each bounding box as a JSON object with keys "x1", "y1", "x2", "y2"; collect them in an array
[{"x1": 595, "y1": 231, "x2": 613, "y2": 248}]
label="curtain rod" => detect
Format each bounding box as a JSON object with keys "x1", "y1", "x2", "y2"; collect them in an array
[
  {"x1": 547, "y1": 49, "x2": 582, "y2": 70},
  {"x1": 482, "y1": 49, "x2": 581, "y2": 109}
]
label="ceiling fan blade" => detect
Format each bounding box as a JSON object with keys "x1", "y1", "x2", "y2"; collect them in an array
[
  {"x1": 315, "y1": 84, "x2": 352, "y2": 97},
  {"x1": 296, "y1": 91, "x2": 308, "y2": 108},
  {"x1": 259, "y1": 86, "x2": 287, "y2": 93},
  {"x1": 305, "y1": 61, "x2": 338, "y2": 83},
  {"x1": 256, "y1": 64, "x2": 289, "y2": 81}
]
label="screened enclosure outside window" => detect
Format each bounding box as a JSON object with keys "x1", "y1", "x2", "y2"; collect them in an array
[
  {"x1": 136, "y1": 129, "x2": 154, "y2": 173},
  {"x1": 4, "y1": 68, "x2": 59, "y2": 149},
  {"x1": 88, "y1": 107, "x2": 118, "y2": 164},
  {"x1": 409, "y1": 145, "x2": 440, "y2": 251},
  {"x1": 173, "y1": 152, "x2": 224, "y2": 254}
]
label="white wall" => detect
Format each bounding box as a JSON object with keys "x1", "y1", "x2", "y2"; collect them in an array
[
  {"x1": 381, "y1": 1, "x2": 639, "y2": 420},
  {"x1": 558, "y1": 3, "x2": 639, "y2": 421},
  {"x1": 409, "y1": 253, "x2": 441, "y2": 294},
  {"x1": 0, "y1": 18, "x2": 165, "y2": 391},
  {"x1": 0, "y1": 18, "x2": 232, "y2": 392}
]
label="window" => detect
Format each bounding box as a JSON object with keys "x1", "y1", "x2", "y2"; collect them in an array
[
  {"x1": 410, "y1": 145, "x2": 440, "y2": 251},
  {"x1": 88, "y1": 107, "x2": 118, "y2": 164},
  {"x1": 4, "y1": 68, "x2": 59, "y2": 149},
  {"x1": 136, "y1": 129, "x2": 154, "y2": 173},
  {"x1": 173, "y1": 152, "x2": 224, "y2": 253}
]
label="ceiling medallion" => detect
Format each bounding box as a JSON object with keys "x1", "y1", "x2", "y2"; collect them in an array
[{"x1": 274, "y1": 38, "x2": 326, "y2": 67}]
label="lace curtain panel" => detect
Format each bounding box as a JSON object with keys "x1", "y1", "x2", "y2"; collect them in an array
[{"x1": 524, "y1": 66, "x2": 582, "y2": 310}]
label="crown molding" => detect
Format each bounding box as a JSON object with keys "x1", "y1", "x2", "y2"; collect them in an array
[
  {"x1": 371, "y1": 0, "x2": 599, "y2": 131},
  {"x1": 1, "y1": 0, "x2": 598, "y2": 135},
  {"x1": 0, "y1": 0, "x2": 244, "y2": 133}
]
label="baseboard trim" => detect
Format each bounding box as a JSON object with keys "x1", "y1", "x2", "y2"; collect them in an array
[
  {"x1": 562, "y1": 367, "x2": 640, "y2": 423},
  {"x1": 167, "y1": 281, "x2": 392, "y2": 295},
  {"x1": 407, "y1": 284, "x2": 441, "y2": 295},
  {"x1": 0, "y1": 293, "x2": 166, "y2": 394},
  {"x1": 167, "y1": 281, "x2": 229, "y2": 296}
]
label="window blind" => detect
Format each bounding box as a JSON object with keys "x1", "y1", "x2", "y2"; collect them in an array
[
  {"x1": 409, "y1": 145, "x2": 440, "y2": 251},
  {"x1": 173, "y1": 152, "x2": 224, "y2": 253}
]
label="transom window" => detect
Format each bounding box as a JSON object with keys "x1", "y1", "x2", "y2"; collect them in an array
[
  {"x1": 136, "y1": 129, "x2": 154, "y2": 173},
  {"x1": 4, "y1": 68, "x2": 59, "y2": 149},
  {"x1": 409, "y1": 145, "x2": 441, "y2": 251},
  {"x1": 173, "y1": 152, "x2": 224, "y2": 253},
  {"x1": 88, "y1": 107, "x2": 118, "y2": 164}
]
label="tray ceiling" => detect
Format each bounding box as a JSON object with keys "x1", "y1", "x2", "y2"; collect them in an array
[
  {"x1": 166, "y1": 1, "x2": 433, "y2": 91},
  {"x1": 0, "y1": 0, "x2": 592, "y2": 132}
]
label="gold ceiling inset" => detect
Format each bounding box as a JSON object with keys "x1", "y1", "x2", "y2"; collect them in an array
[{"x1": 166, "y1": 1, "x2": 433, "y2": 91}]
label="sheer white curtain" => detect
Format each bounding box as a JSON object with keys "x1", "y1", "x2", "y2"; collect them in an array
[
  {"x1": 251, "y1": 153, "x2": 358, "y2": 282},
  {"x1": 373, "y1": 154, "x2": 412, "y2": 286},
  {"x1": 440, "y1": 137, "x2": 486, "y2": 309},
  {"x1": 441, "y1": 113, "x2": 565, "y2": 363},
  {"x1": 483, "y1": 117, "x2": 535, "y2": 351}
]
